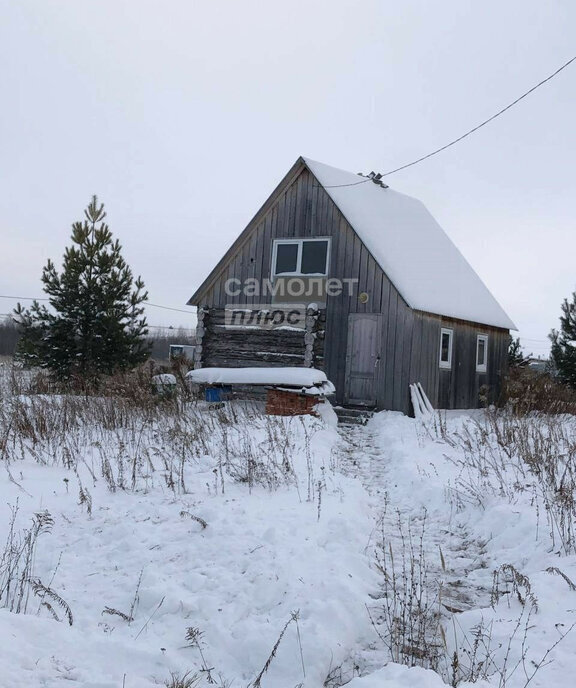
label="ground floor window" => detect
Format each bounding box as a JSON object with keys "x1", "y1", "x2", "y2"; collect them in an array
[
  {"x1": 476, "y1": 334, "x2": 488, "y2": 372},
  {"x1": 439, "y1": 328, "x2": 453, "y2": 369}
]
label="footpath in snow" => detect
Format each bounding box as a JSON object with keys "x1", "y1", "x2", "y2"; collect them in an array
[{"x1": 343, "y1": 409, "x2": 576, "y2": 688}]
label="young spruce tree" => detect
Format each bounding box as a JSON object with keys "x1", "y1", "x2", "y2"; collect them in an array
[
  {"x1": 15, "y1": 196, "x2": 150, "y2": 382},
  {"x1": 550, "y1": 291, "x2": 576, "y2": 389},
  {"x1": 508, "y1": 336, "x2": 531, "y2": 368}
]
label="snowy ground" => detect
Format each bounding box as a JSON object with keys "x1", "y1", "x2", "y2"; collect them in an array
[
  {"x1": 0, "y1": 392, "x2": 378, "y2": 687},
  {"x1": 1, "y1": 370, "x2": 576, "y2": 687},
  {"x1": 345, "y1": 410, "x2": 576, "y2": 688}
]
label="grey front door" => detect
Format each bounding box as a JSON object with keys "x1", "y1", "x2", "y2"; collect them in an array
[{"x1": 344, "y1": 313, "x2": 382, "y2": 406}]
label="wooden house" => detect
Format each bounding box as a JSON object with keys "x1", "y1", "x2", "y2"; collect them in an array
[{"x1": 187, "y1": 157, "x2": 516, "y2": 414}]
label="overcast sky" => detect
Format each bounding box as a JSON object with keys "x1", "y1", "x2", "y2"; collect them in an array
[{"x1": 1, "y1": 1, "x2": 574, "y2": 356}]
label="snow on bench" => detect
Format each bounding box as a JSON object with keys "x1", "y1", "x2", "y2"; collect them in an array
[{"x1": 186, "y1": 367, "x2": 335, "y2": 396}]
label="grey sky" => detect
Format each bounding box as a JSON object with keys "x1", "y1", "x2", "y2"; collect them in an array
[{"x1": 1, "y1": 0, "x2": 574, "y2": 357}]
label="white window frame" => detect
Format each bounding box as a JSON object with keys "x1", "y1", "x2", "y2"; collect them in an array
[
  {"x1": 271, "y1": 238, "x2": 331, "y2": 278},
  {"x1": 476, "y1": 334, "x2": 488, "y2": 373},
  {"x1": 439, "y1": 328, "x2": 453, "y2": 369}
]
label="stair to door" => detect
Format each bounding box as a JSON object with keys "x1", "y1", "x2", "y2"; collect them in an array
[{"x1": 332, "y1": 405, "x2": 375, "y2": 425}]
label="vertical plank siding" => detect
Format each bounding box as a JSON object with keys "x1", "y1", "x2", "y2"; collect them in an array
[
  {"x1": 192, "y1": 166, "x2": 510, "y2": 413},
  {"x1": 433, "y1": 316, "x2": 509, "y2": 409}
]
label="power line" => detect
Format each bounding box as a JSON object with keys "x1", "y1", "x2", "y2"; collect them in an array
[
  {"x1": 0, "y1": 294, "x2": 193, "y2": 315},
  {"x1": 0, "y1": 294, "x2": 49, "y2": 301},
  {"x1": 323, "y1": 53, "x2": 576, "y2": 187},
  {"x1": 322, "y1": 177, "x2": 372, "y2": 189},
  {"x1": 144, "y1": 302, "x2": 193, "y2": 315},
  {"x1": 382, "y1": 54, "x2": 576, "y2": 177},
  {"x1": 0, "y1": 314, "x2": 193, "y2": 330},
  {"x1": 0, "y1": 318, "x2": 193, "y2": 331}
]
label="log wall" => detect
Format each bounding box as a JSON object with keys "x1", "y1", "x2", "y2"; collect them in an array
[{"x1": 195, "y1": 306, "x2": 325, "y2": 370}]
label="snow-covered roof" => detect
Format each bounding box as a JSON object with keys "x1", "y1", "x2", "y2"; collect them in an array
[{"x1": 304, "y1": 158, "x2": 516, "y2": 330}]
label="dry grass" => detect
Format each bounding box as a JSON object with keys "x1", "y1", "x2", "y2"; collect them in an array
[
  {"x1": 163, "y1": 671, "x2": 201, "y2": 688},
  {"x1": 438, "y1": 407, "x2": 576, "y2": 554},
  {"x1": 373, "y1": 404, "x2": 576, "y2": 686},
  {"x1": 0, "y1": 363, "x2": 310, "y2": 499},
  {"x1": 0, "y1": 503, "x2": 73, "y2": 626},
  {"x1": 371, "y1": 509, "x2": 444, "y2": 673},
  {"x1": 0, "y1": 362, "x2": 322, "y2": 658},
  {"x1": 370, "y1": 511, "x2": 559, "y2": 687},
  {"x1": 501, "y1": 367, "x2": 576, "y2": 416}
]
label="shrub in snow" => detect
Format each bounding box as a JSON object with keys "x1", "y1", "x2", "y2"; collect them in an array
[
  {"x1": 152, "y1": 373, "x2": 178, "y2": 398},
  {"x1": 500, "y1": 366, "x2": 576, "y2": 416}
]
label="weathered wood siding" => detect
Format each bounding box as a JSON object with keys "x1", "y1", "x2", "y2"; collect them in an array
[
  {"x1": 192, "y1": 164, "x2": 510, "y2": 413},
  {"x1": 198, "y1": 306, "x2": 325, "y2": 370},
  {"x1": 436, "y1": 318, "x2": 509, "y2": 408}
]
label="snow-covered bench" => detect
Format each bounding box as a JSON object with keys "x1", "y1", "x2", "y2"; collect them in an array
[{"x1": 185, "y1": 367, "x2": 335, "y2": 415}]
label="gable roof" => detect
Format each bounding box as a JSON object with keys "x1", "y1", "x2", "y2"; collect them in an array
[
  {"x1": 304, "y1": 158, "x2": 516, "y2": 330},
  {"x1": 188, "y1": 156, "x2": 515, "y2": 331}
]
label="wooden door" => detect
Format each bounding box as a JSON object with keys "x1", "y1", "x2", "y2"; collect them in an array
[{"x1": 344, "y1": 314, "x2": 382, "y2": 406}]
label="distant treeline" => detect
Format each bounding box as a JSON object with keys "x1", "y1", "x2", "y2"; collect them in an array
[{"x1": 0, "y1": 318, "x2": 194, "y2": 362}]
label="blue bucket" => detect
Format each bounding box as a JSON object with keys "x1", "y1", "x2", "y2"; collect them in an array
[{"x1": 205, "y1": 387, "x2": 222, "y2": 402}]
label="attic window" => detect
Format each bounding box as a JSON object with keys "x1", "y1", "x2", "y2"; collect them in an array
[
  {"x1": 476, "y1": 334, "x2": 488, "y2": 373},
  {"x1": 272, "y1": 238, "x2": 330, "y2": 277},
  {"x1": 439, "y1": 328, "x2": 453, "y2": 369},
  {"x1": 275, "y1": 243, "x2": 299, "y2": 274}
]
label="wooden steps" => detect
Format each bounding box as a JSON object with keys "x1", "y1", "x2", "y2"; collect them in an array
[{"x1": 332, "y1": 405, "x2": 375, "y2": 425}]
